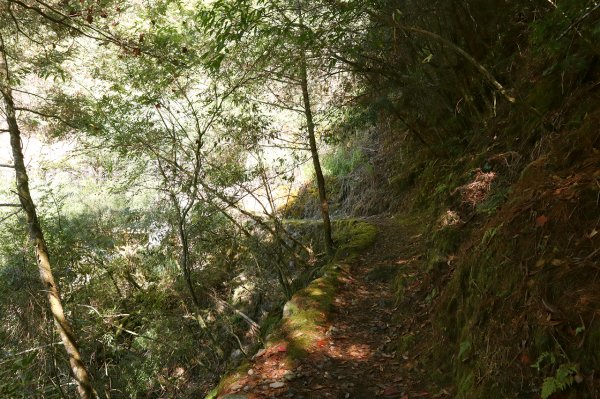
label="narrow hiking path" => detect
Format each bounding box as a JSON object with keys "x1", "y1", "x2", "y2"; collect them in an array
[{"x1": 218, "y1": 219, "x2": 452, "y2": 399}]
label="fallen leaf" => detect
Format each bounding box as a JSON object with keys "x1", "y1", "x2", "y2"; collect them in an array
[
  {"x1": 520, "y1": 353, "x2": 532, "y2": 366},
  {"x1": 383, "y1": 386, "x2": 400, "y2": 396},
  {"x1": 535, "y1": 215, "x2": 548, "y2": 227}
]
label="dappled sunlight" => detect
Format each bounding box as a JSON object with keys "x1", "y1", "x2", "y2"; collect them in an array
[
  {"x1": 217, "y1": 221, "x2": 446, "y2": 398},
  {"x1": 2, "y1": 0, "x2": 597, "y2": 396}
]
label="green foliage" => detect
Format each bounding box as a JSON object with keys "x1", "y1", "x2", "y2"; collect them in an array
[
  {"x1": 458, "y1": 340, "x2": 472, "y2": 361},
  {"x1": 531, "y1": 352, "x2": 579, "y2": 398},
  {"x1": 540, "y1": 363, "x2": 579, "y2": 399},
  {"x1": 323, "y1": 147, "x2": 366, "y2": 177},
  {"x1": 531, "y1": 352, "x2": 556, "y2": 371},
  {"x1": 476, "y1": 188, "x2": 509, "y2": 216},
  {"x1": 2, "y1": 0, "x2": 597, "y2": 397},
  {"x1": 480, "y1": 223, "x2": 503, "y2": 247}
]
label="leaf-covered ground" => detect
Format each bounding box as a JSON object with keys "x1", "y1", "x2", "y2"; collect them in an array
[{"x1": 216, "y1": 219, "x2": 450, "y2": 398}]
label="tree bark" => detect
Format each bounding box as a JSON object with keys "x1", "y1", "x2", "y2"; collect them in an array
[
  {"x1": 176, "y1": 214, "x2": 201, "y2": 308},
  {"x1": 297, "y1": 0, "x2": 335, "y2": 257},
  {"x1": 0, "y1": 38, "x2": 97, "y2": 399}
]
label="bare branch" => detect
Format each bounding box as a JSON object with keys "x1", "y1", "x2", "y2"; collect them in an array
[
  {"x1": 210, "y1": 292, "x2": 260, "y2": 333},
  {"x1": 0, "y1": 203, "x2": 22, "y2": 207},
  {"x1": 0, "y1": 343, "x2": 63, "y2": 366},
  {"x1": 0, "y1": 209, "x2": 21, "y2": 224},
  {"x1": 14, "y1": 106, "x2": 82, "y2": 131}
]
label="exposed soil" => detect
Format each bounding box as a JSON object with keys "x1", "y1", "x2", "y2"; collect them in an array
[{"x1": 218, "y1": 219, "x2": 450, "y2": 399}]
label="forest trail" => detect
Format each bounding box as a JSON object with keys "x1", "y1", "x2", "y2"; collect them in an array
[{"x1": 219, "y1": 219, "x2": 447, "y2": 399}]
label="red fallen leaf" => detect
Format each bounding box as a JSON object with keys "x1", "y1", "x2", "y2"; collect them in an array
[
  {"x1": 316, "y1": 339, "x2": 327, "y2": 348},
  {"x1": 383, "y1": 386, "x2": 400, "y2": 396},
  {"x1": 277, "y1": 345, "x2": 287, "y2": 352},
  {"x1": 520, "y1": 353, "x2": 532, "y2": 366},
  {"x1": 535, "y1": 215, "x2": 548, "y2": 227}
]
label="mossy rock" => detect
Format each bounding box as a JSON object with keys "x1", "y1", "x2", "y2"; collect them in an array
[{"x1": 205, "y1": 220, "x2": 376, "y2": 399}]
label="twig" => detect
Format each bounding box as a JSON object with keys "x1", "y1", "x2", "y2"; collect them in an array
[
  {"x1": 0, "y1": 209, "x2": 21, "y2": 223},
  {"x1": 77, "y1": 304, "x2": 177, "y2": 350},
  {"x1": 0, "y1": 342, "x2": 63, "y2": 365},
  {"x1": 396, "y1": 24, "x2": 516, "y2": 103},
  {"x1": 558, "y1": 2, "x2": 600, "y2": 39},
  {"x1": 210, "y1": 292, "x2": 261, "y2": 333}
]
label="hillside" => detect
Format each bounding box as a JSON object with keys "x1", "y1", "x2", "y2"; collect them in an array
[
  {"x1": 267, "y1": 0, "x2": 600, "y2": 397},
  {"x1": 1, "y1": 0, "x2": 599, "y2": 398}
]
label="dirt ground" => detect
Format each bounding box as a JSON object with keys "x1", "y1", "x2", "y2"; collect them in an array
[{"x1": 218, "y1": 219, "x2": 450, "y2": 399}]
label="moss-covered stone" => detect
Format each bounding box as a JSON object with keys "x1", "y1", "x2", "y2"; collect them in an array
[{"x1": 205, "y1": 220, "x2": 376, "y2": 398}]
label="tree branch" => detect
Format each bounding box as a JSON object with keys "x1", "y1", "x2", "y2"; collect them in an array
[
  {"x1": 14, "y1": 106, "x2": 82, "y2": 131},
  {"x1": 0, "y1": 209, "x2": 21, "y2": 224},
  {"x1": 400, "y1": 25, "x2": 516, "y2": 103}
]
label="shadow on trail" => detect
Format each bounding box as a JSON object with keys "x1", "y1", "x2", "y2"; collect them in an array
[{"x1": 219, "y1": 220, "x2": 442, "y2": 399}]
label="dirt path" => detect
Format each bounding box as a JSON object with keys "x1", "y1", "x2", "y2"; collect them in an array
[{"x1": 219, "y1": 219, "x2": 447, "y2": 399}]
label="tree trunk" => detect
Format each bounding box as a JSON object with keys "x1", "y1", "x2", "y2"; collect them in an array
[
  {"x1": 297, "y1": 0, "x2": 335, "y2": 257},
  {"x1": 177, "y1": 217, "x2": 201, "y2": 308},
  {"x1": 0, "y1": 39, "x2": 97, "y2": 399}
]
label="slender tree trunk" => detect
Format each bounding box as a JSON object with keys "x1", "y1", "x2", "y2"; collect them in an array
[
  {"x1": 155, "y1": 157, "x2": 202, "y2": 308},
  {"x1": 297, "y1": 0, "x2": 335, "y2": 257},
  {"x1": 257, "y1": 156, "x2": 292, "y2": 298},
  {"x1": 0, "y1": 39, "x2": 96, "y2": 399},
  {"x1": 176, "y1": 216, "x2": 201, "y2": 308}
]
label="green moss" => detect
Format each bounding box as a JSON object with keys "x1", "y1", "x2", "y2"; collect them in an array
[
  {"x1": 456, "y1": 372, "x2": 475, "y2": 397},
  {"x1": 393, "y1": 273, "x2": 406, "y2": 302},
  {"x1": 260, "y1": 313, "x2": 282, "y2": 338},
  {"x1": 204, "y1": 361, "x2": 251, "y2": 399},
  {"x1": 283, "y1": 219, "x2": 376, "y2": 261},
  {"x1": 397, "y1": 333, "x2": 416, "y2": 353},
  {"x1": 333, "y1": 219, "x2": 377, "y2": 260},
  {"x1": 426, "y1": 224, "x2": 464, "y2": 272},
  {"x1": 476, "y1": 187, "x2": 509, "y2": 216},
  {"x1": 206, "y1": 220, "x2": 376, "y2": 398}
]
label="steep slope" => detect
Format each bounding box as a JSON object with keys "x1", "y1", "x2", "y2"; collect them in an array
[{"x1": 282, "y1": 2, "x2": 600, "y2": 397}]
